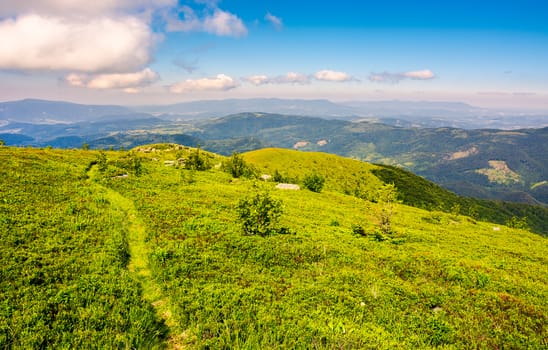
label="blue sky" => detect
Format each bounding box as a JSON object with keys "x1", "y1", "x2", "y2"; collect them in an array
[{"x1": 0, "y1": 0, "x2": 547, "y2": 109}]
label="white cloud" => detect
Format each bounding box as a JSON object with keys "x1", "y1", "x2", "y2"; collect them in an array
[
  {"x1": 0, "y1": 14, "x2": 155, "y2": 73},
  {"x1": 272, "y1": 72, "x2": 310, "y2": 84},
  {"x1": 243, "y1": 75, "x2": 270, "y2": 86},
  {"x1": 170, "y1": 74, "x2": 239, "y2": 93},
  {"x1": 66, "y1": 68, "x2": 159, "y2": 91},
  {"x1": 244, "y1": 72, "x2": 311, "y2": 85},
  {"x1": 204, "y1": 9, "x2": 247, "y2": 37},
  {"x1": 314, "y1": 70, "x2": 352, "y2": 82},
  {"x1": 0, "y1": 0, "x2": 176, "y2": 16},
  {"x1": 403, "y1": 69, "x2": 435, "y2": 80},
  {"x1": 166, "y1": 5, "x2": 247, "y2": 37},
  {"x1": 242, "y1": 72, "x2": 312, "y2": 85},
  {"x1": 264, "y1": 12, "x2": 282, "y2": 31},
  {"x1": 369, "y1": 69, "x2": 435, "y2": 83}
]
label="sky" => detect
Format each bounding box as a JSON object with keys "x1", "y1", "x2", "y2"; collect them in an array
[{"x1": 1, "y1": 0, "x2": 547, "y2": 109}]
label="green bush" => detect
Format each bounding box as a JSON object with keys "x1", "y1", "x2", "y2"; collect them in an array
[
  {"x1": 222, "y1": 152, "x2": 257, "y2": 178},
  {"x1": 302, "y1": 173, "x2": 325, "y2": 192},
  {"x1": 272, "y1": 169, "x2": 298, "y2": 184},
  {"x1": 114, "y1": 152, "x2": 144, "y2": 176},
  {"x1": 185, "y1": 147, "x2": 212, "y2": 171},
  {"x1": 351, "y1": 224, "x2": 366, "y2": 236},
  {"x1": 505, "y1": 216, "x2": 529, "y2": 230},
  {"x1": 376, "y1": 183, "x2": 397, "y2": 235},
  {"x1": 237, "y1": 191, "x2": 283, "y2": 236}
]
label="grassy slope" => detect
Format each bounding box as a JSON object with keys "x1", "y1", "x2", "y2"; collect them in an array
[
  {"x1": 112, "y1": 146, "x2": 547, "y2": 348},
  {"x1": 1, "y1": 146, "x2": 547, "y2": 349},
  {"x1": 0, "y1": 147, "x2": 166, "y2": 348},
  {"x1": 372, "y1": 164, "x2": 548, "y2": 235},
  {"x1": 243, "y1": 148, "x2": 384, "y2": 199}
]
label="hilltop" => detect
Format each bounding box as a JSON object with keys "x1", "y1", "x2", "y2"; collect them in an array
[{"x1": 0, "y1": 145, "x2": 546, "y2": 349}]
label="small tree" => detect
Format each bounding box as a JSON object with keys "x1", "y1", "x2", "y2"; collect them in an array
[
  {"x1": 273, "y1": 169, "x2": 284, "y2": 182},
  {"x1": 222, "y1": 152, "x2": 257, "y2": 178},
  {"x1": 237, "y1": 191, "x2": 283, "y2": 236},
  {"x1": 0, "y1": 139, "x2": 5, "y2": 146},
  {"x1": 303, "y1": 173, "x2": 325, "y2": 192},
  {"x1": 82, "y1": 142, "x2": 90, "y2": 150},
  {"x1": 376, "y1": 183, "x2": 397, "y2": 235},
  {"x1": 185, "y1": 146, "x2": 212, "y2": 171},
  {"x1": 506, "y1": 216, "x2": 529, "y2": 230},
  {"x1": 97, "y1": 151, "x2": 108, "y2": 172}
]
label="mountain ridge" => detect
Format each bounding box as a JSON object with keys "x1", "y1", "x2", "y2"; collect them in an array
[{"x1": 2, "y1": 98, "x2": 547, "y2": 129}]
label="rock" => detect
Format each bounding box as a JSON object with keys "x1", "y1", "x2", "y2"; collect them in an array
[
  {"x1": 276, "y1": 183, "x2": 300, "y2": 190},
  {"x1": 293, "y1": 141, "x2": 309, "y2": 149},
  {"x1": 260, "y1": 174, "x2": 272, "y2": 181}
]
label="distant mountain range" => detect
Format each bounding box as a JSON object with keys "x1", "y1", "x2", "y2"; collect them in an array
[
  {"x1": 0, "y1": 99, "x2": 132, "y2": 123},
  {"x1": 2, "y1": 98, "x2": 547, "y2": 129},
  {"x1": 137, "y1": 98, "x2": 548, "y2": 129},
  {"x1": 1, "y1": 99, "x2": 547, "y2": 205}
]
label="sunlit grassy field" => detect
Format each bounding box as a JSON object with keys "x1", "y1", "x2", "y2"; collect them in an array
[{"x1": 1, "y1": 145, "x2": 546, "y2": 348}]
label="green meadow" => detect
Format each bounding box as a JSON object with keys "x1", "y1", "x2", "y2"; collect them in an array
[{"x1": 1, "y1": 145, "x2": 546, "y2": 349}]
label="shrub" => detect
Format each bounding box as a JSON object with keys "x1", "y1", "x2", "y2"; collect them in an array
[
  {"x1": 114, "y1": 152, "x2": 143, "y2": 176},
  {"x1": 273, "y1": 169, "x2": 284, "y2": 182},
  {"x1": 376, "y1": 183, "x2": 397, "y2": 235},
  {"x1": 505, "y1": 216, "x2": 529, "y2": 230},
  {"x1": 222, "y1": 152, "x2": 257, "y2": 178},
  {"x1": 237, "y1": 191, "x2": 283, "y2": 236},
  {"x1": 97, "y1": 151, "x2": 108, "y2": 172},
  {"x1": 185, "y1": 146, "x2": 212, "y2": 171},
  {"x1": 273, "y1": 169, "x2": 298, "y2": 184},
  {"x1": 351, "y1": 224, "x2": 366, "y2": 236},
  {"x1": 303, "y1": 173, "x2": 325, "y2": 192}
]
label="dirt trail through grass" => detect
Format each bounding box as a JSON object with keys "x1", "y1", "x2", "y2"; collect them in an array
[{"x1": 92, "y1": 181, "x2": 185, "y2": 348}]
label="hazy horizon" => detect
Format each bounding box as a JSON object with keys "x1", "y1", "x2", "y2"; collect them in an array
[{"x1": 1, "y1": 1, "x2": 548, "y2": 111}]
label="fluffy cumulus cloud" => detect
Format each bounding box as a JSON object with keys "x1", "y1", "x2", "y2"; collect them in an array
[
  {"x1": 314, "y1": 70, "x2": 352, "y2": 82},
  {"x1": 0, "y1": 14, "x2": 155, "y2": 73},
  {"x1": 264, "y1": 12, "x2": 282, "y2": 31},
  {"x1": 0, "y1": 0, "x2": 175, "y2": 76},
  {"x1": 0, "y1": 0, "x2": 248, "y2": 93},
  {"x1": 0, "y1": 0, "x2": 176, "y2": 16},
  {"x1": 66, "y1": 68, "x2": 159, "y2": 92},
  {"x1": 369, "y1": 69, "x2": 435, "y2": 83},
  {"x1": 166, "y1": 5, "x2": 247, "y2": 37},
  {"x1": 170, "y1": 74, "x2": 239, "y2": 93}
]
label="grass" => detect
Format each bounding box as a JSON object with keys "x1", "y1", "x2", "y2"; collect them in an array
[
  {"x1": 0, "y1": 147, "x2": 166, "y2": 348},
  {"x1": 1, "y1": 145, "x2": 547, "y2": 349}
]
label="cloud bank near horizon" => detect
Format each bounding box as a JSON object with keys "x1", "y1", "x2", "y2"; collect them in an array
[
  {"x1": 369, "y1": 69, "x2": 436, "y2": 83},
  {"x1": 170, "y1": 74, "x2": 239, "y2": 93},
  {"x1": 244, "y1": 70, "x2": 355, "y2": 85}
]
